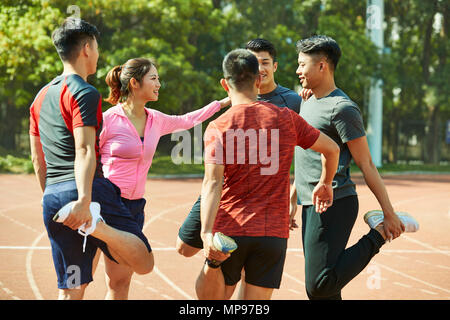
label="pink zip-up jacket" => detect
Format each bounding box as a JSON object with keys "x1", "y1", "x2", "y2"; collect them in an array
[{"x1": 99, "y1": 101, "x2": 221, "y2": 200}]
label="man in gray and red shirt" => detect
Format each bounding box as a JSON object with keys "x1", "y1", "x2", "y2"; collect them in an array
[
  {"x1": 30, "y1": 73, "x2": 103, "y2": 185},
  {"x1": 29, "y1": 17, "x2": 153, "y2": 300},
  {"x1": 195, "y1": 48, "x2": 340, "y2": 300}
]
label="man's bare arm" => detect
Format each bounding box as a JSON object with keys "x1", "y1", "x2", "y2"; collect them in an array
[
  {"x1": 308, "y1": 132, "x2": 340, "y2": 212},
  {"x1": 200, "y1": 163, "x2": 228, "y2": 262},
  {"x1": 347, "y1": 135, "x2": 404, "y2": 239},
  {"x1": 62, "y1": 126, "x2": 97, "y2": 230},
  {"x1": 30, "y1": 135, "x2": 47, "y2": 193}
]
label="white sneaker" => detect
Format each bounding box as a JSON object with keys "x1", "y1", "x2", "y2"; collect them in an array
[
  {"x1": 53, "y1": 201, "x2": 103, "y2": 252},
  {"x1": 364, "y1": 210, "x2": 419, "y2": 232}
]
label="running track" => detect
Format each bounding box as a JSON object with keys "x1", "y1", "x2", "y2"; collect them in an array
[{"x1": 0, "y1": 173, "x2": 449, "y2": 300}]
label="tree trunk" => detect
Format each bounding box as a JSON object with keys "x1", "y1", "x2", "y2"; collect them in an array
[
  {"x1": 420, "y1": 0, "x2": 439, "y2": 164},
  {"x1": 0, "y1": 99, "x2": 18, "y2": 152},
  {"x1": 211, "y1": 0, "x2": 221, "y2": 10},
  {"x1": 425, "y1": 106, "x2": 440, "y2": 164}
]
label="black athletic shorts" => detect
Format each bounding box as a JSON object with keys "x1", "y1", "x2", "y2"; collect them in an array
[
  {"x1": 179, "y1": 196, "x2": 287, "y2": 288},
  {"x1": 221, "y1": 236, "x2": 288, "y2": 289}
]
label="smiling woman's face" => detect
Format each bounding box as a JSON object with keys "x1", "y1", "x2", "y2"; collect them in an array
[{"x1": 135, "y1": 65, "x2": 161, "y2": 102}]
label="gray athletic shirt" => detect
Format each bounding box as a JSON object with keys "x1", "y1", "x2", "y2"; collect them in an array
[
  {"x1": 294, "y1": 88, "x2": 365, "y2": 205},
  {"x1": 258, "y1": 84, "x2": 301, "y2": 113}
]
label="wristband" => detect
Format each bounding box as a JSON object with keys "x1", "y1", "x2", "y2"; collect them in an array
[{"x1": 205, "y1": 258, "x2": 221, "y2": 269}]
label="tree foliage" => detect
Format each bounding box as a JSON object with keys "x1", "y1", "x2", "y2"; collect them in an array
[{"x1": 0, "y1": 0, "x2": 448, "y2": 163}]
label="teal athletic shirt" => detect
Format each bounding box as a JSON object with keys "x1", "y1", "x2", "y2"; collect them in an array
[{"x1": 258, "y1": 84, "x2": 302, "y2": 113}]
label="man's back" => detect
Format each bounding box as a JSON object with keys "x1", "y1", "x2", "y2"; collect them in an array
[
  {"x1": 29, "y1": 74, "x2": 103, "y2": 185},
  {"x1": 204, "y1": 101, "x2": 319, "y2": 238}
]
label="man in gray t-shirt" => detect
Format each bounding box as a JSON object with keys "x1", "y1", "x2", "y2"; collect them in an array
[
  {"x1": 295, "y1": 88, "x2": 365, "y2": 205},
  {"x1": 291, "y1": 35, "x2": 408, "y2": 300}
]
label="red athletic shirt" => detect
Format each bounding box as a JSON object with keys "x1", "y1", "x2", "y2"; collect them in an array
[{"x1": 204, "y1": 101, "x2": 320, "y2": 238}]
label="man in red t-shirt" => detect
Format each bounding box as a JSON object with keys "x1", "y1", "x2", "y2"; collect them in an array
[{"x1": 196, "y1": 49, "x2": 340, "y2": 300}]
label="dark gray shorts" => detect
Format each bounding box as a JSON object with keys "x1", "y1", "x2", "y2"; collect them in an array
[{"x1": 178, "y1": 195, "x2": 203, "y2": 249}]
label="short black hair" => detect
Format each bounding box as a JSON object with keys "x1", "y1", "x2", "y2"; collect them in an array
[
  {"x1": 222, "y1": 49, "x2": 259, "y2": 91},
  {"x1": 296, "y1": 35, "x2": 341, "y2": 71},
  {"x1": 245, "y1": 38, "x2": 277, "y2": 62},
  {"x1": 52, "y1": 17, "x2": 100, "y2": 62}
]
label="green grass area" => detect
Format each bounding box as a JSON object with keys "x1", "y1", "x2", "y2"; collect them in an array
[
  {"x1": 146, "y1": 157, "x2": 450, "y2": 176},
  {"x1": 1, "y1": 154, "x2": 449, "y2": 176},
  {"x1": 149, "y1": 156, "x2": 205, "y2": 176},
  {"x1": 350, "y1": 162, "x2": 450, "y2": 174},
  {"x1": 0, "y1": 155, "x2": 34, "y2": 174}
]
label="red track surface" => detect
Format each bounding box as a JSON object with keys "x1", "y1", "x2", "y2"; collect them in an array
[{"x1": 0, "y1": 173, "x2": 449, "y2": 300}]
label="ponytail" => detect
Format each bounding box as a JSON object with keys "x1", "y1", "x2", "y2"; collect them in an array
[{"x1": 105, "y1": 65, "x2": 123, "y2": 105}]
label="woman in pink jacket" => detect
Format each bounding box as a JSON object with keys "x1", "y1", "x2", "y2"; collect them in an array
[{"x1": 99, "y1": 57, "x2": 230, "y2": 299}]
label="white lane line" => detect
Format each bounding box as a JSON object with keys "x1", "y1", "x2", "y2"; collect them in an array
[
  {"x1": 282, "y1": 272, "x2": 305, "y2": 286},
  {"x1": 2, "y1": 246, "x2": 450, "y2": 255},
  {"x1": 0, "y1": 280, "x2": 21, "y2": 300},
  {"x1": 0, "y1": 246, "x2": 179, "y2": 251},
  {"x1": 400, "y1": 234, "x2": 450, "y2": 257},
  {"x1": 286, "y1": 248, "x2": 450, "y2": 254},
  {"x1": 149, "y1": 239, "x2": 171, "y2": 247},
  {"x1": 382, "y1": 249, "x2": 450, "y2": 254},
  {"x1": 393, "y1": 282, "x2": 412, "y2": 288},
  {"x1": 145, "y1": 286, "x2": 159, "y2": 294},
  {"x1": 377, "y1": 262, "x2": 450, "y2": 294},
  {"x1": 0, "y1": 281, "x2": 20, "y2": 300},
  {"x1": 0, "y1": 211, "x2": 41, "y2": 234},
  {"x1": 153, "y1": 266, "x2": 194, "y2": 300},
  {"x1": 26, "y1": 232, "x2": 46, "y2": 300},
  {"x1": 420, "y1": 289, "x2": 438, "y2": 295},
  {"x1": 391, "y1": 194, "x2": 450, "y2": 257},
  {"x1": 133, "y1": 280, "x2": 144, "y2": 286},
  {"x1": 2, "y1": 287, "x2": 13, "y2": 295},
  {"x1": 0, "y1": 201, "x2": 42, "y2": 214},
  {"x1": 0, "y1": 201, "x2": 45, "y2": 300},
  {"x1": 392, "y1": 193, "x2": 449, "y2": 207},
  {"x1": 436, "y1": 265, "x2": 450, "y2": 270},
  {"x1": 143, "y1": 202, "x2": 193, "y2": 231},
  {"x1": 143, "y1": 202, "x2": 196, "y2": 301},
  {"x1": 288, "y1": 289, "x2": 303, "y2": 295},
  {"x1": 0, "y1": 246, "x2": 51, "y2": 250},
  {"x1": 157, "y1": 216, "x2": 182, "y2": 225}
]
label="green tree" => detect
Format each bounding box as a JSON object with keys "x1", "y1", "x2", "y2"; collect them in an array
[
  {"x1": 383, "y1": 0, "x2": 449, "y2": 163},
  {"x1": 1, "y1": 0, "x2": 447, "y2": 164},
  {"x1": 0, "y1": 0, "x2": 64, "y2": 152}
]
